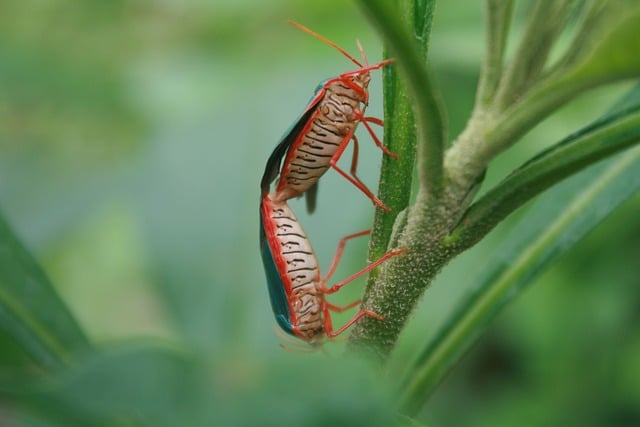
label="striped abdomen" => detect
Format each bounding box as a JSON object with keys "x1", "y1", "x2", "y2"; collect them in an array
[
  {"x1": 273, "y1": 80, "x2": 367, "y2": 203},
  {"x1": 260, "y1": 196, "x2": 324, "y2": 340}
]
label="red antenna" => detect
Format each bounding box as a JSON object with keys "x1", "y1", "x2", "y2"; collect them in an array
[{"x1": 288, "y1": 20, "x2": 364, "y2": 68}]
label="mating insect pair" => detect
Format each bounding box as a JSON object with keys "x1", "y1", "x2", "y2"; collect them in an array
[{"x1": 260, "y1": 22, "x2": 405, "y2": 346}]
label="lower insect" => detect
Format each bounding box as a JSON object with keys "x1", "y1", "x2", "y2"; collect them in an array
[{"x1": 259, "y1": 194, "x2": 406, "y2": 345}]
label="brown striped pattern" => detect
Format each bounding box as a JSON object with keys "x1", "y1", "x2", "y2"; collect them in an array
[
  {"x1": 274, "y1": 78, "x2": 369, "y2": 203},
  {"x1": 265, "y1": 197, "x2": 324, "y2": 340}
]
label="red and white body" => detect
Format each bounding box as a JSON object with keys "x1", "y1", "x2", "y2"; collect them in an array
[
  {"x1": 260, "y1": 194, "x2": 405, "y2": 344},
  {"x1": 260, "y1": 22, "x2": 396, "y2": 213}
]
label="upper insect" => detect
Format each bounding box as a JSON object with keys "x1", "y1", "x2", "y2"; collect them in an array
[{"x1": 261, "y1": 21, "x2": 397, "y2": 213}]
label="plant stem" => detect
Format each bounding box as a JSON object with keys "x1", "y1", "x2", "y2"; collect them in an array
[
  {"x1": 366, "y1": 10, "x2": 420, "y2": 267},
  {"x1": 358, "y1": 0, "x2": 445, "y2": 198},
  {"x1": 493, "y1": 0, "x2": 572, "y2": 110},
  {"x1": 475, "y1": 0, "x2": 514, "y2": 110},
  {"x1": 448, "y1": 104, "x2": 640, "y2": 249},
  {"x1": 398, "y1": 145, "x2": 640, "y2": 414},
  {"x1": 350, "y1": 0, "x2": 640, "y2": 365},
  {"x1": 351, "y1": 0, "x2": 446, "y2": 360}
]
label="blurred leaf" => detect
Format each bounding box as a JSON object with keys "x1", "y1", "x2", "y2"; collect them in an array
[
  {"x1": 475, "y1": 0, "x2": 513, "y2": 108},
  {"x1": 482, "y1": 1, "x2": 640, "y2": 159},
  {"x1": 559, "y1": 1, "x2": 640, "y2": 84},
  {"x1": 20, "y1": 342, "x2": 398, "y2": 427},
  {"x1": 398, "y1": 85, "x2": 640, "y2": 413},
  {"x1": 24, "y1": 343, "x2": 205, "y2": 427},
  {"x1": 0, "y1": 210, "x2": 91, "y2": 370}
]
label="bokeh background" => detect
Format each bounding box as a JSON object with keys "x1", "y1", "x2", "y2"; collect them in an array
[{"x1": 1, "y1": 0, "x2": 639, "y2": 425}]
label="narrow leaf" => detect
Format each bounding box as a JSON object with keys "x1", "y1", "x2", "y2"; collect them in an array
[
  {"x1": 398, "y1": 86, "x2": 640, "y2": 413},
  {"x1": 478, "y1": 2, "x2": 640, "y2": 160},
  {"x1": 556, "y1": 1, "x2": 640, "y2": 85},
  {"x1": 20, "y1": 343, "x2": 398, "y2": 427},
  {"x1": 450, "y1": 95, "x2": 640, "y2": 249},
  {"x1": 475, "y1": 0, "x2": 514, "y2": 109},
  {"x1": 400, "y1": 144, "x2": 640, "y2": 414},
  {"x1": 0, "y1": 210, "x2": 91, "y2": 369},
  {"x1": 493, "y1": 0, "x2": 571, "y2": 110}
]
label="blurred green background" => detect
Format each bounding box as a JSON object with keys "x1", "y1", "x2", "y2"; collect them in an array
[{"x1": 1, "y1": 0, "x2": 639, "y2": 425}]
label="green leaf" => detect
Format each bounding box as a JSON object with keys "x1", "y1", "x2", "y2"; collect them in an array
[
  {"x1": 557, "y1": 1, "x2": 640, "y2": 85},
  {"x1": 449, "y1": 87, "x2": 640, "y2": 249},
  {"x1": 397, "y1": 89, "x2": 640, "y2": 414},
  {"x1": 493, "y1": 0, "x2": 571, "y2": 110},
  {"x1": 475, "y1": 0, "x2": 514, "y2": 109},
  {"x1": 0, "y1": 210, "x2": 91, "y2": 370},
  {"x1": 24, "y1": 343, "x2": 205, "y2": 427},
  {"x1": 476, "y1": 2, "x2": 640, "y2": 161},
  {"x1": 19, "y1": 343, "x2": 399, "y2": 427}
]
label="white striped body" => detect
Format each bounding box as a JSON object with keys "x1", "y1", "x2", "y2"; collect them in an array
[
  {"x1": 273, "y1": 75, "x2": 370, "y2": 203},
  {"x1": 260, "y1": 195, "x2": 325, "y2": 341}
]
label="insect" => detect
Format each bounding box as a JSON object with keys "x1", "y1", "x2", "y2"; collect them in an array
[
  {"x1": 261, "y1": 21, "x2": 396, "y2": 213},
  {"x1": 259, "y1": 193, "x2": 406, "y2": 344}
]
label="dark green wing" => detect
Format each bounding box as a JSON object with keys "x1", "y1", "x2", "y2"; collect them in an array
[{"x1": 260, "y1": 98, "x2": 321, "y2": 195}]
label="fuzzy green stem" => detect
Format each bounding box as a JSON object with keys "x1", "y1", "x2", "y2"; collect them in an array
[
  {"x1": 398, "y1": 146, "x2": 640, "y2": 414},
  {"x1": 352, "y1": 0, "x2": 640, "y2": 366},
  {"x1": 351, "y1": 0, "x2": 444, "y2": 360}
]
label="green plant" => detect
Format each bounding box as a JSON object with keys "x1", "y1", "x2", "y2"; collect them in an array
[
  {"x1": 349, "y1": 0, "x2": 640, "y2": 417},
  {"x1": 1, "y1": 1, "x2": 639, "y2": 426}
]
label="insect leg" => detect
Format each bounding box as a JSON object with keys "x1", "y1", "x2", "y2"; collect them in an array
[
  {"x1": 329, "y1": 133, "x2": 390, "y2": 211},
  {"x1": 325, "y1": 309, "x2": 384, "y2": 338},
  {"x1": 347, "y1": 135, "x2": 392, "y2": 210},
  {"x1": 361, "y1": 116, "x2": 398, "y2": 159},
  {"x1": 322, "y1": 229, "x2": 371, "y2": 282},
  {"x1": 340, "y1": 59, "x2": 395, "y2": 79},
  {"x1": 321, "y1": 248, "x2": 408, "y2": 295},
  {"x1": 326, "y1": 300, "x2": 361, "y2": 312}
]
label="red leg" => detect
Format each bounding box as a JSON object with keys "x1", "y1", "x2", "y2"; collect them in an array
[
  {"x1": 322, "y1": 229, "x2": 371, "y2": 283},
  {"x1": 346, "y1": 135, "x2": 391, "y2": 211},
  {"x1": 322, "y1": 302, "x2": 335, "y2": 338},
  {"x1": 326, "y1": 299, "x2": 361, "y2": 313},
  {"x1": 329, "y1": 134, "x2": 390, "y2": 211},
  {"x1": 364, "y1": 116, "x2": 384, "y2": 127},
  {"x1": 361, "y1": 117, "x2": 398, "y2": 159},
  {"x1": 321, "y1": 248, "x2": 408, "y2": 295},
  {"x1": 325, "y1": 309, "x2": 384, "y2": 339},
  {"x1": 340, "y1": 59, "x2": 395, "y2": 79}
]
